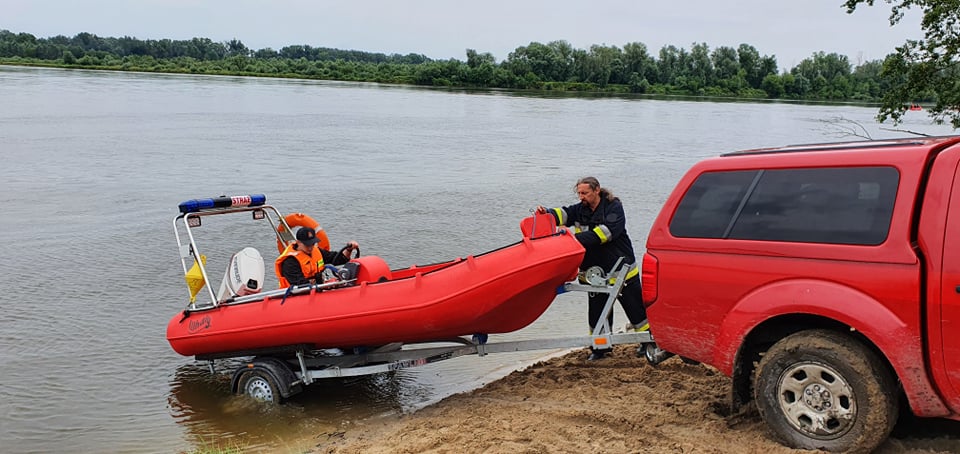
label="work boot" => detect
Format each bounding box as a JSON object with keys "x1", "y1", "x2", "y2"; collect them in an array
[{"x1": 627, "y1": 319, "x2": 650, "y2": 332}]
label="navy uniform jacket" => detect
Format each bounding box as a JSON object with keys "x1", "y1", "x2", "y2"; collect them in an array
[{"x1": 547, "y1": 197, "x2": 637, "y2": 273}]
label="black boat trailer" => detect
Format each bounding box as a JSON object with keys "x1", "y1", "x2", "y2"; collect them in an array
[{"x1": 199, "y1": 261, "x2": 664, "y2": 403}]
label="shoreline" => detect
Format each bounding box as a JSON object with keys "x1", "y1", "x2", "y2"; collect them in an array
[
  {"x1": 287, "y1": 345, "x2": 960, "y2": 454},
  {"x1": 0, "y1": 62, "x2": 883, "y2": 108}
]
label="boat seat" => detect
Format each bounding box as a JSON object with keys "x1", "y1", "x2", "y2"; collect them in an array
[
  {"x1": 216, "y1": 247, "x2": 265, "y2": 301},
  {"x1": 352, "y1": 256, "x2": 392, "y2": 283}
]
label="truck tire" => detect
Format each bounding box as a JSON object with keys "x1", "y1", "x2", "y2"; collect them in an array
[{"x1": 753, "y1": 329, "x2": 898, "y2": 453}]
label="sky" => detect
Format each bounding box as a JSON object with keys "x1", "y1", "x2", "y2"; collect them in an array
[{"x1": 4, "y1": 0, "x2": 925, "y2": 71}]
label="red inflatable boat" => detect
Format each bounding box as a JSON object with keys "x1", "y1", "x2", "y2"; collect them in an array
[{"x1": 166, "y1": 195, "x2": 584, "y2": 358}]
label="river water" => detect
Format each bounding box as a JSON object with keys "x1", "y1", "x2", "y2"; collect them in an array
[{"x1": 0, "y1": 65, "x2": 953, "y2": 453}]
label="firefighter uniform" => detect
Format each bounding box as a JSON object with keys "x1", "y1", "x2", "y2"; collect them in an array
[{"x1": 546, "y1": 196, "x2": 648, "y2": 336}]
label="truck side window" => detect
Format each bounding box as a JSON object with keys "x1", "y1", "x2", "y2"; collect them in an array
[
  {"x1": 670, "y1": 170, "x2": 758, "y2": 238},
  {"x1": 670, "y1": 166, "x2": 899, "y2": 245}
]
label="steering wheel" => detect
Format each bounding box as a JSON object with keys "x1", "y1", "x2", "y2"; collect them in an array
[{"x1": 340, "y1": 245, "x2": 360, "y2": 259}]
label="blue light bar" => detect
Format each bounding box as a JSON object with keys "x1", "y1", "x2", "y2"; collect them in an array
[{"x1": 178, "y1": 194, "x2": 266, "y2": 213}]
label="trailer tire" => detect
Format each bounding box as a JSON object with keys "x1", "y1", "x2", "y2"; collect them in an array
[
  {"x1": 753, "y1": 329, "x2": 898, "y2": 453},
  {"x1": 239, "y1": 370, "x2": 282, "y2": 404}
]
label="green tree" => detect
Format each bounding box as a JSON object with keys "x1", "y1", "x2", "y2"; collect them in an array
[
  {"x1": 225, "y1": 39, "x2": 249, "y2": 57},
  {"x1": 845, "y1": 0, "x2": 960, "y2": 127},
  {"x1": 761, "y1": 73, "x2": 785, "y2": 98},
  {"x1": 737, "y1": 44, "x2": 762, "y2": 87},
  {"x1": 465, "y1": 48, "x2": 495, "y2": 68},
  {"x1": 711, "y1": 46, "x2": 740, "y2": 80},
  {"x1": 688, "y1": 42, "x2": 715, "y2": 88},
  {"x1": 791, "y1": 51, "x2": 852, "y2": 82},
  {"x1": 504, "y1": 41, "x2": 569, "y2": 82},
  {"x1": 585, "y1": 44, "x2": 623, "y2": 86},
  {"x1": 656, "y1": 45, "x2": 687, "y2": 85},
  {"x1": 547, "y1": 40, "x2": 575, "y2": 81},
  {"x1": 851, "y1": 60, "x2": 885, "y2": 99},
  {"x1": 623, "y1": 42, "x2": 657, "y2": 83},
  {"x1": 757, "y1": 55, "x2": 779, "y2": 84},
  {"x1": 464, "y1": 49, "x2": 496, "y2": 85}
]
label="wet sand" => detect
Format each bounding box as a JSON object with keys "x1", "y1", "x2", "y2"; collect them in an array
[{"x1": 295, "y1": 345, "x2": 960, "y2": 453}]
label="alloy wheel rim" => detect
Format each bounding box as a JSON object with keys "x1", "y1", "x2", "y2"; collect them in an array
[{"x1": 776, "y1": 361, "x2": 856, "y2": 439}]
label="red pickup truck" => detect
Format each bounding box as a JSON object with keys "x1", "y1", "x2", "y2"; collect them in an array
[{"x1": 641, "y1": 135, "x2": 960, "y2": 452}]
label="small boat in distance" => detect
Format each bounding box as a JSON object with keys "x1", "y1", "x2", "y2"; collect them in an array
[
  {"x1": 909, "y1": 104, "x2": 923, "y2": 111},
  {"x1": 166, "y1": 195, "x2": 585, "y2": 358}
]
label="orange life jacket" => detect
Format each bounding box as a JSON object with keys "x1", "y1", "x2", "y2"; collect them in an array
[{"x1": 274, "y1": 243, "x2": 325, "y2": 288}]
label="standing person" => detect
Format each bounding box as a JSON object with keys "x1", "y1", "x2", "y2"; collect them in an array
[
  {"x1": 275, "y1": 226, "x2": 359, "y2": 288},
  {"x1": 536, "y1": 176, "x2": 647, "y2": 361}
]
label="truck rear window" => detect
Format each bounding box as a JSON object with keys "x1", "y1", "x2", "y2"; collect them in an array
[{"x1": 669, "y1": 167, "x2": 899, "y2": 245}]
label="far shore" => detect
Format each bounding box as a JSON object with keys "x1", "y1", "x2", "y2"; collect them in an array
[{"x1": 0, "y1": 62, "x2": 884, "y2": 109}]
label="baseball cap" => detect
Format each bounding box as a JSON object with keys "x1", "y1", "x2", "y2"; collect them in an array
[{"x1": 296, "y1": 227, "x2": 319, "y2": 246}]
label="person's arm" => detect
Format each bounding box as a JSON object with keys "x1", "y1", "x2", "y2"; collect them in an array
[
  {"x1": 320, "y1": 247, "x2": 345, "y2": 266},
  {"x1": 321, "y1": 241, "x2": 359, "y2": 266},
  {"x1": 536, "y1": 204, "x2": 577, "y2": 227},
  {"x1": 575, "y1": 200, "x2": 626, "y2": 247},
  {"x1": 280, "y1": 256, "x2": 311, "y2": 286}
]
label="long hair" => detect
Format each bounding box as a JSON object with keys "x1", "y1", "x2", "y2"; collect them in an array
[{"x1": 576, "y1": 176, "x2": 617, "y2": 202}]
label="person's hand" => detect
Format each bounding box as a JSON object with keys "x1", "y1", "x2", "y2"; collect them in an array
[
  {"x1": 342, "y1": 241, "x2": 359, "y2": 256},
  {"x1": 535, "y1": 205, "x2": 547, "y2": 214}
]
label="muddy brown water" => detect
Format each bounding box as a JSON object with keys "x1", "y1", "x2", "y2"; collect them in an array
[{"x1": 0, "y1": 65, "x2": 953, "y2": 452}]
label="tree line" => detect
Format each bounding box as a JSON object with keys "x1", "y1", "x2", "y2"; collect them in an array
[{"x1": 0, "y1": 29, "x2": 896, "y2": 103}]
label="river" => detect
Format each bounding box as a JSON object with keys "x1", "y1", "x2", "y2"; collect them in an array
[{"x1": 0, "y1": 65, "x2": 952, "y2": 453}]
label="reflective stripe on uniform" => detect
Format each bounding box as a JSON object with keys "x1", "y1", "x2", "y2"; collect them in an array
[
  {"x1": 607, "y1": 264, "x2": 640, "y2": 285},
  {"x1": 593, "y1": 225, "x2": 612, "y2": 243},
  {"x1": 551, "y1": 207, "x2": 566, "y2": 225}
]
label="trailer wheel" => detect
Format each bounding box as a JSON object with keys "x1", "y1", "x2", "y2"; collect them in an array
[
  {"x1": 240, "y1": 370, "x2": 281, "y2": 404},
  {"x1": 642, "y1": 342, "x2": 674, "y2": 365},
  {"x1": 753, "y1": 329, "x2": 898, "y2": 453}
]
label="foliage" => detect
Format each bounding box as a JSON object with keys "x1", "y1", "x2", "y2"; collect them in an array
[
  {"x1": 845, "y1": 0, "x2": 960, "y2": 127},
  {"x1": 0, "y1": 29, "x2": 911, "y2": 105}
]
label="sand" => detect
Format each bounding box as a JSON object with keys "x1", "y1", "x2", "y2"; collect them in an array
[{"x1": 299, "y1": 345, "x2": 960, "y2": 454}]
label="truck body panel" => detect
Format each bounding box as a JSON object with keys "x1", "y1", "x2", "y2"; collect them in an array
[
  {"x1": 919, "y1": 145, "x2": 960, "y2": 413},
  {"x1": 644, "y1": 136, "x2": 960, "y2": 427}
]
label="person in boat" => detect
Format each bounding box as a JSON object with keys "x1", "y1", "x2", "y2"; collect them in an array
[
  {"x1": 275, "y1": 226, "x2": 359, "y2": 287},
  {"x1": 536, "y1": 176, "x2": 648, "y2": 361}
]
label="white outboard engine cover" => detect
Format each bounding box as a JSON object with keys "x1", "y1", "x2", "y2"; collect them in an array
[{"x1": 216, "y1": 247, "x2": 265, "y2": 301}]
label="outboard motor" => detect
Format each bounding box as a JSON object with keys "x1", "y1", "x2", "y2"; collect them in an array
[{"x1": 216, "y1": 247, "x2": 265, "y2": 301}]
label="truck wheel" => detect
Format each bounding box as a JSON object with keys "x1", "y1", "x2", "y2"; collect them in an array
[
  {"x1": 753, "y1": 329, "x2": 898, "y2": 453},
  {"x1": 240, "y1": 370, "x2": 282, "y2": 404}
]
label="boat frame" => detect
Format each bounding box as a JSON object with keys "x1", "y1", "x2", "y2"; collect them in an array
[{"x1": 174, "y1": 201, "x2": 298, "y2": 309}]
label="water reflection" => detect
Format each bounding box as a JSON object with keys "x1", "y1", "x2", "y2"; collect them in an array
[{"x1": 167, "y1": 360, "x2": 431, "y2": 451}]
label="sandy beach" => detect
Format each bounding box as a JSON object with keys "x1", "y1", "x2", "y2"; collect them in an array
[{"x1": 296, "y1": 345, "x2": 960, "y2": 454}]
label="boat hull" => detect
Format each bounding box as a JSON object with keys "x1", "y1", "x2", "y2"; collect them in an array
[{"x1": 166, "y1": 230, "x2": 584, "y2": 357}]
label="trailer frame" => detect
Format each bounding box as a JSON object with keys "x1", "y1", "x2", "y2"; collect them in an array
[{"x1": 219, "y1": 261, "x2": 657, "y2": 402}]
